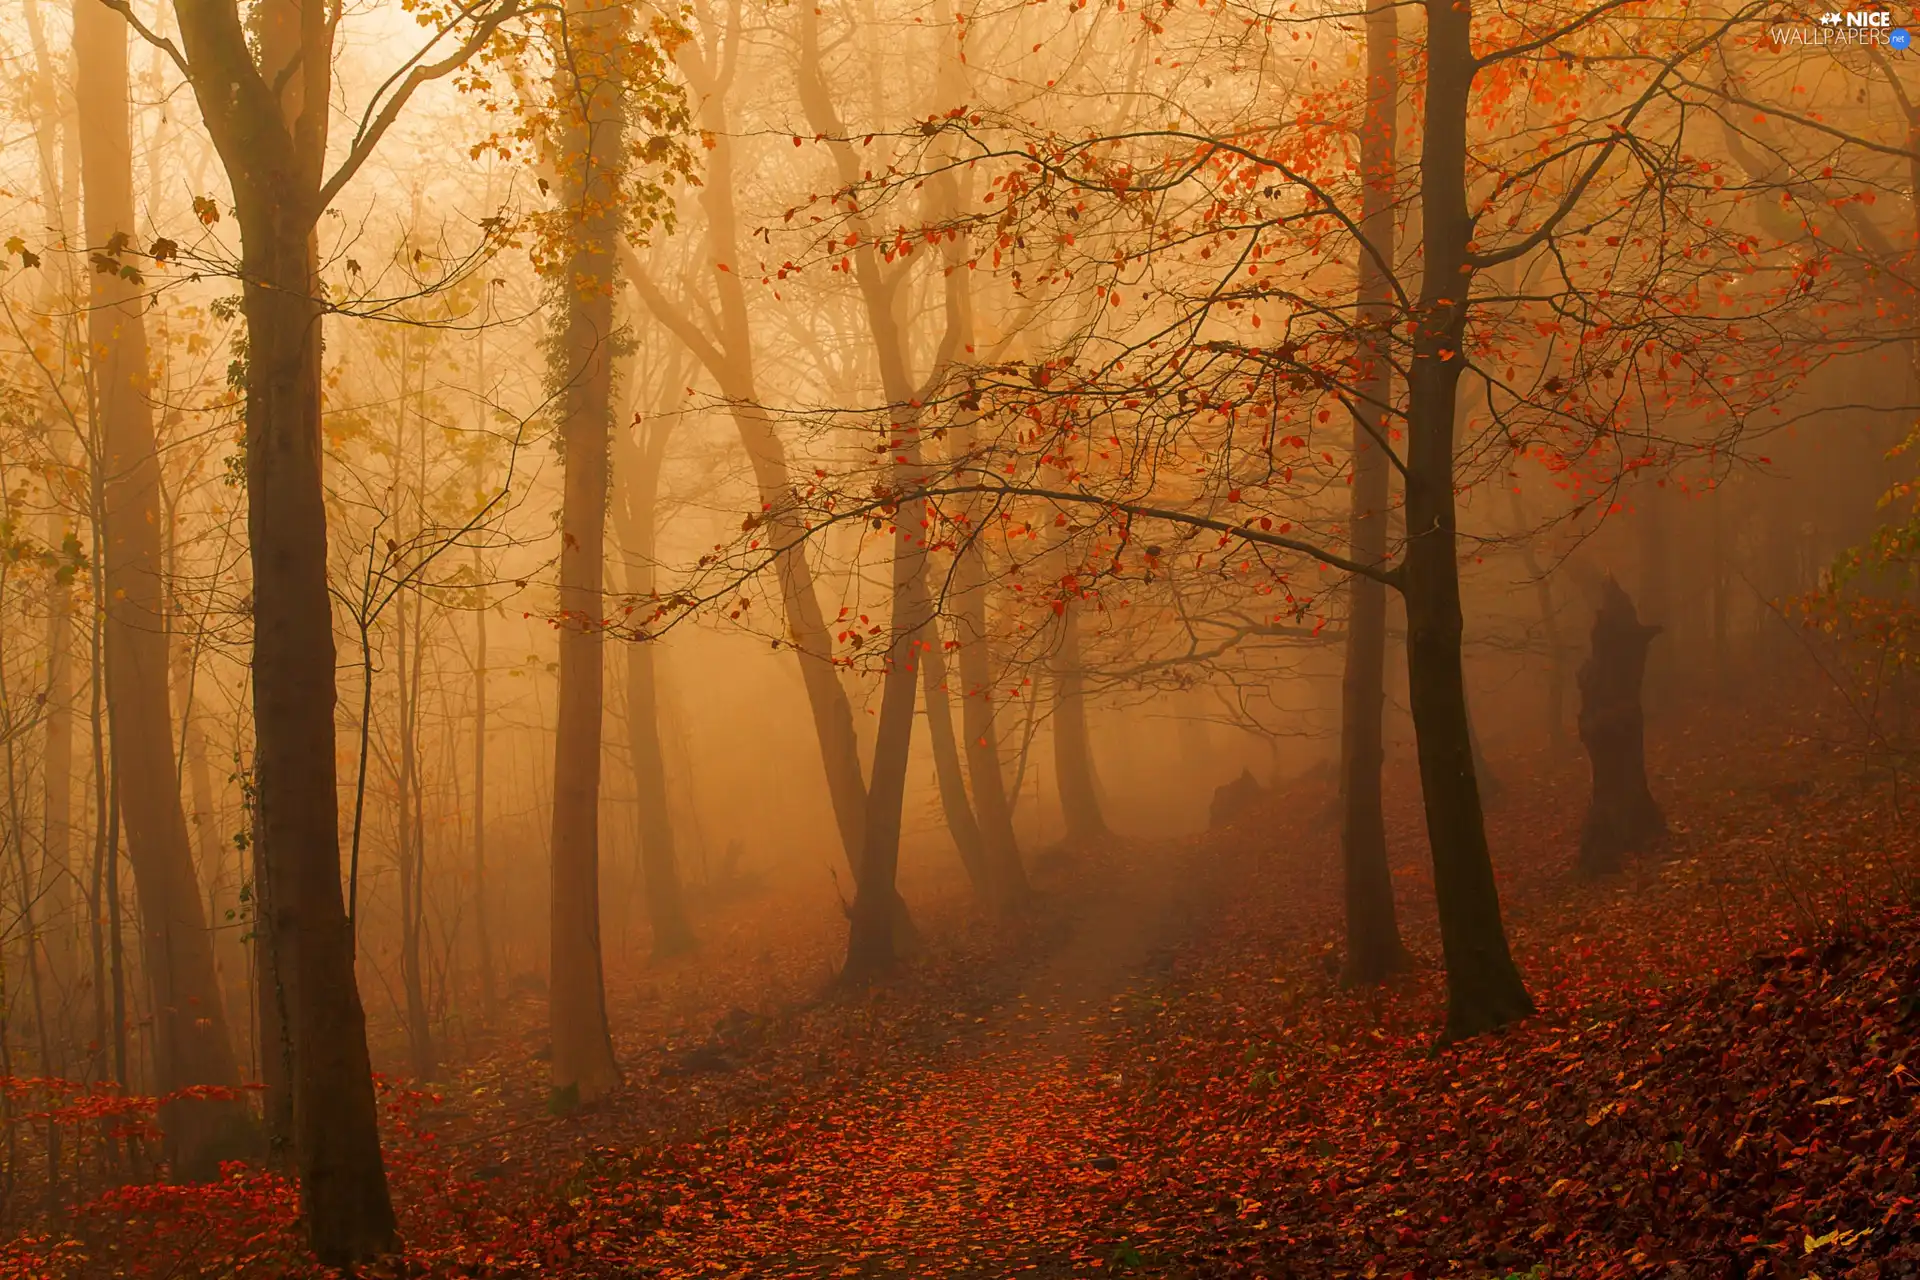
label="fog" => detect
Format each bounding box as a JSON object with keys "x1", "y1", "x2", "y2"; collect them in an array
[{"x1": 0, "y1": 0, "x2": 1916, "y2": 1271}]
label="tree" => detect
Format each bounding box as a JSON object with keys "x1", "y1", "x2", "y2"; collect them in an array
[
  {"x1": 74, "y1": 0, "x2": 246, "y2": 1175},
  {"x1": 611, "y1": 365, "x2": 697, "y2": 959},
  {"x1": 544, "y1": 0, "x2": 627, "y2": 1106},
  {"x1": 1337, "y1": 0, "x2": 1409, "y2": 986},
  {"x1": 796, "y1": 0, "x2": 951, "y2": 977},
  {"x1": 1050, "y1": 583, "x2": 1110, "y2": 846},
  {"x1": 20, "y1": 0, "x2": 81, "y2": 1066},
  {"x1": 1395, "y1": 0, "x2": 1535, "y2": 1039},
  {"x1": 1575, "y1": 578, "x2": 1666, "y2": 876},
  {"x1": 393, "y1": 553, "x2": 438, "y2": 1081},
  {"x1": 927, "y1": 18, "x2": 1029, "y2": 906},
  {"x1": 627, "y1": 0, "x2": 872, "y2": 882},
  {"x1": 470, "y1": 551, "x2": 499, "y2": 1021},
  {"x1": 801, "y1": 0, "x2": 1837, "y2": 1039},
  {"x1": 525, "y1": 0, "x2": 692, "y2": 1101},
  {"x1": 112, "y1": 0, "x2": 522, "y2": 1257}
]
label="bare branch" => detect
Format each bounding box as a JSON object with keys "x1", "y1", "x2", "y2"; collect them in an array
[
  {"x1": 318, "y1": 0, "x2": 525, "y2": 212},
  {"x1": 93, "y1": 0, "x2": 190, "y2": 77},
  {"x1": 919, "y1": 481, "x2": 1402, "y2": 588}
]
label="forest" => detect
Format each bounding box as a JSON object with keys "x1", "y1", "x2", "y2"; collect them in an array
[{"x1": 0, "y1": 0, "x2": 1917, "y2": 1273}]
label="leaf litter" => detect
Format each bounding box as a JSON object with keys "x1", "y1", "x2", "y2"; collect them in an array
[{"x1": 10, "y1": 693, "x2": 1920, "y2": 1278}]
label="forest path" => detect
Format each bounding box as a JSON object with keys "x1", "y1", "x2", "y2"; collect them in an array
[{"x1": 689, "y1": 836, "x2": 1233, "y2": 1278}]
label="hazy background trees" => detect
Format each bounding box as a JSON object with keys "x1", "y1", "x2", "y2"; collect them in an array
[{"x1": 0, "y1": 0, "x2": 1913, "y2": 1254}]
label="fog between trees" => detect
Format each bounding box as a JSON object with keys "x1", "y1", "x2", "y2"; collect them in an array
[{"x1": 0, "y1": 0, "x2": 1914, "y2": 1265}]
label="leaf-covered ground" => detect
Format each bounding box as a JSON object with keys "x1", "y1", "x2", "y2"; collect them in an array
[{"x1": 12, "y1": 695, "x2": 1920, "y2": 1278}]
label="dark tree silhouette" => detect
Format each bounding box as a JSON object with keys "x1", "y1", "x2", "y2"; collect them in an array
[{"x1": 1577, "y1": 578, "x2": 1667, "y2": 877}]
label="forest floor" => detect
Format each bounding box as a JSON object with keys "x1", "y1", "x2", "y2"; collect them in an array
[{"x1": 16, "y1": 689, "x2": 1920, "y2": 1279}]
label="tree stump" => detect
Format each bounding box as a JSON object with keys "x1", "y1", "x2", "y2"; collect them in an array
[
  {"x1": 1577, "y1": 578, "x2": 1667, "y2": 876},
  {"x1": 1209, "y1": 767, "x2": 1266, "y2": 830}
]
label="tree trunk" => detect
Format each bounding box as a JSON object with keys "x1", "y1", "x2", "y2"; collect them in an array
[
  {"x1": 87, "y1": 554, "x2": 109, "y2": 1088},
  {"x1": 546, "y1": 0, "x2": 624, "y2": 1104},
  {"x1": 611, "y1": 417, "x2": 696, "y2": 959},
  {"x1": 1576, "y1": 579, "x2": 1666, "y2": 876},
  {"x1": 842, "y1": 567, "x2": 925, "y2": 982},
  {"x1": 2, "y1": 596, "x2": 55, "y2": 1098},
  {"x1": 1402, "y1": 0, "x2": 1533, "y2": 1042},
  {"x1": 167, "y1": 0, "x2": 396, "y2": 1255},
  {"x1": 621, "y1": 631, "x2": 697, "y2": 959},
  {"x1": 1338, "y1": 0, "x2": 1409, "y2": 987},
  {"x1": 75, "y1": 0, "x2": 246, "y2": 1173},
  {"x1": 395, "y1": 331, "x2": 437, "y2": 1082},
  {"x1": 952, "y1": 579, "x2": 1027, "y2": 908},
  {"x1": 1466, "y1": 686, "x2": 1500, "y2": 804},
  {"x1": 1051, "y1": 601, "x2": 1110, "y2": 844},
  {"x1": 249, "y1": 780, "x2": 294, "y2": 1167},
  {"x1": 1709, "y1": 488, "x2": 1728, "y2": 695},
  {"x1": 394, "y1": 588, "x2": 437, "y2": 1080},
  {"x1": 104, "y1": 773, "x2": 127, "y2": 1093},
  {"x1": 1507, "y1": 489, "x2": 1567, "y2": 750},
  {"x1": 1636, "y1": 478, "x2": 1672, "y2": 703},
  {"x1": 833, "y1": 421, "x2": 928, "y2": 976},
  {"x1": 919, "y1": 17, "x2": 1029, "y2": 906},
  {"x1": 471, "y1": 549, "x2": 498, "y2": 1019},
  {"x1": 736, "y1": 400, "x2": 872, "y2": 869},
  {"x1": 39, "y1": 545, "x2": 75, "y2": 1043},
  {"x1": 184, "y1": 704, "x2": 243, "y2": 1036},
  {"x1": 916, "y1": 596, "x2": 989, "y2": 895},
  {"x1": 25, "y1": 0, "x2": 78, "y2": 1050},
  {"x1": 629, "y1": 31, "x2": 870, "y2": 871},
  {"x1": 797, "y1": 8, "x2": 935, "y2": 976},
  {"x1": 4, "y1": 683, "x2": 60, "y2": 1191},
  {"x1": 935, "y1": 233, "x2": 1026, "y2": 908},
  {"x1": 242, "y1": 212, "x2": 395, "y2": 1260}
]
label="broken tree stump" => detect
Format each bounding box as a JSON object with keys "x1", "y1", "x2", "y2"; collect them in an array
[
  {"x1": 1209, "y1": 767, "x2": 1266, "y2": 830},
  {"x1": 1576, "y1": 577, "x2": 1667, "y2": 876}
]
